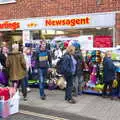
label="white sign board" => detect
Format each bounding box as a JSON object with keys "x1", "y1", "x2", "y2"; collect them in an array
[
  {"x1": 77, "y1": 36, "x2": 93, "y2": 50},
  {"x1": 0, "y1": 12, "x2": 115, "y2": 31}
]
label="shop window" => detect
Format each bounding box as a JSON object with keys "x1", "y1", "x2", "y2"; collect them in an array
[
  {"x1": 32, "y1": 31, "x2": 41, "y2": 40},
  {"x1": 0, "y1": 0, "x2": 16, "y2": 4}
]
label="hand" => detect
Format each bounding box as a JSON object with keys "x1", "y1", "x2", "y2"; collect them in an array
[{"x1": 48, "y1": 68, "x2": 52, "y2": 72}]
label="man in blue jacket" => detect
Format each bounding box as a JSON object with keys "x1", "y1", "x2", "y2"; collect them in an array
[
  {"x1": 36, "y1": 41, "x2": 52, "y2": 100},
  {"x1": 103, "y1": 51, "x2": 117, "y2": 98}
]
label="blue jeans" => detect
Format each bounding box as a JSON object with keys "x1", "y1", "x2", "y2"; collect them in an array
[
  {"x1": 64, "y1": 75, "x2": 73, "y2": 100},
  {"x1": 24, "y1": 69, "x2": 31, "y2": 87},
  {"x1": 39, "y1": 68, "x2": 48, "y2": 97},
  {"x1": 73, "y1": 74, "x2": 83, "y2": 96}
]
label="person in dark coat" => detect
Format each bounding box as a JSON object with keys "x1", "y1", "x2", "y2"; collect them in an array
[
  {"x1": 102, "y1": 51, "x2": 117, "y2": 98},
  {"x1": 63, "y1": 45, "x2": 76, "y2": 104}
]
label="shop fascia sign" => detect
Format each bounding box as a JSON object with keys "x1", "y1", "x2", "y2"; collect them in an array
[
  {"x1": 27, "y1": 22, "x2": 38, "y2": 28},
  {"x1": 45, "y1": 17, "x2": 90, "y2": 27},
  {"x1": 0, "y1": 21, "x2": 20, "y2": 30}
]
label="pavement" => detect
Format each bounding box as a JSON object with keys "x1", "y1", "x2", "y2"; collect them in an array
[
  {"x1": 6, "y1": 113, "x2": 51, "y2": 120},
  {"x1": 6, "y1": 109, "x2": 95, "y2": 120},
  {"x1": 19, "y1": 88, "x2": 120, "y2": 120}
]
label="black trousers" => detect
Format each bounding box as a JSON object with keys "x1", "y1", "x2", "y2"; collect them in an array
[
  {"x1": 12, "y1": 78, "x2": 27, "y2": 98},
  {"x1": 102, "y1": 81, "x2": 113, "y2": 96},
  {"x1": 64, "y1": 75, "x2": 73, "y2": 100}
]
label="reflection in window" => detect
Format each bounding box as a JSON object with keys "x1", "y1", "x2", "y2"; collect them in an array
[{"x1": 0, "y1": 0, "x2": 16, "y2": 4}]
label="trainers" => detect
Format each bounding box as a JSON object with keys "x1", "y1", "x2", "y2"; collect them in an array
[
  {"x1": 67, "y1": 98, "x2": 76, "y2": 104},
  {"x1": 27, "y1": 87, "x2": 31, "y2": 92}
]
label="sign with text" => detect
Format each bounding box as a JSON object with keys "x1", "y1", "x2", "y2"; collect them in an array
[
  {"x1": 45, "y1": 17, "x2": 90, "y2": 27},
  {"x1": 0, "y1": 21, "x2": 20, "y2": 30},
  {"x1": 0, "y1": 13, "x2": 115, "y2": 31}
]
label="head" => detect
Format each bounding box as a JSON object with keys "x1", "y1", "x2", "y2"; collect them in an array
[
  {"x1": 23, "y1": 47, "x2": 31, "y2": 55},
  {"x1": 66, "y1": 45, "x2": 75, "y2": 55},
  {"x1": 2, "y1": 47, "x2": 9, "y2": 54},
  {"x1": 105, "y1": 51, "x2": 112, "y2": 58},
  {"x1": 40, "y1": 41, "x2": 46, "y2": 51},
  {"x1": 2, "y1": 42, "x2": 7, "y2": 47}
]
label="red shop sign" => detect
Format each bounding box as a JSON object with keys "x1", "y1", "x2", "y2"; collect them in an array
[{"x1": 94, "y1": 36, "x2": 113, "y2": 48}]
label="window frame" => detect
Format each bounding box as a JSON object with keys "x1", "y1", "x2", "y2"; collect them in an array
[{"x1": 0, "y1": 0, "x2": 16, "y2": 4}]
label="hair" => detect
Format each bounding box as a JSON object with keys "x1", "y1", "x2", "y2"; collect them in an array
[
  {"x1": 105, "y1": 50, "x2": 112, "y2": 57},
  {"x1": 66, "y1": 45, "x2": 75, "y2": 54}
]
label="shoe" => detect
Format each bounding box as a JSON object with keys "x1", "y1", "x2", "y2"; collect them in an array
[
  {"x1": 23, "y1": 97, "x2": 27, "y2": 101},
  {"x1": 111, "y1": 97, "x2": 118, "y2": 100},
  {"x1": 72, "y1": 94, "x2": 77, "y2": 97},
  {"x1": 78, "y1": 91, "x2": 82, "y2": 95},
  {"x1": 27, "y1": 87, "x2": 31, "y2": 92},
  {"x1": 65, "y1": 98, "x2": 68, "y2": 101},
  {"x1": 118, "y1": 97, "x2": 120, "y2": 99},
  {"x1": 67, "y1": 98, "x2": 76, "y2": 104},
  {"x1": 102, "y1": 95, "x2": 108, "y2": 98},
  {"x1": 41, "y1": 95, "x2": 46, "y2": 100}
]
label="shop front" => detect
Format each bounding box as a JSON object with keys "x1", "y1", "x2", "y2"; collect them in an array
[
  {"x1": 0, "y1": 12, "x2": 116, "y2": 49},
  {"x1": 0, "y1": 12, "x2": 119, "y2": 95}
]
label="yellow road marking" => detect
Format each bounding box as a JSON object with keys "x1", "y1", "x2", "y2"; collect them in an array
[{"x1": 20, "y1": 110, "x2": 69, "y2": 120}]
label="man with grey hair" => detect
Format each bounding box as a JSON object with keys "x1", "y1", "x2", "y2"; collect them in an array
[{"x1": 102, "y1": 51, "x2": 117, "y2": 99}]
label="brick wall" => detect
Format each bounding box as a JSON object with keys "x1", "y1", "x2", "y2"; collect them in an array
[
  {"x1": 0, "y1": 0, "x2": 120, "y2": 20},
  {"x1": 116, "y1": 13, "x2": 120, "y2": 45}
]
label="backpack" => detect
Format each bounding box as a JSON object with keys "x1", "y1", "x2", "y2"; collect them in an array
[
  {"x1": 56, "y1": 56, "x2": 65, "y2": 75},
  {"x1": 56, "y1": 54, "x2": 72, "y2": 75}
]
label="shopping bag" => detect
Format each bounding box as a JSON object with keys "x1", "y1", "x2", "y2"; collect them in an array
[
  {"x1": 9, "y1": 91, "x2": 20, "y2": 115},
  {"x1": 56, "y1": 77, "x2": 66, "y2": 89},
  {"x1": 0, "y1": 99, "x2": 9, "y2": 118},
  {"x1": 112, "y1": 79, "x2": 118, "y2": 88},
  {"x1": 0, "y1": 90, "x2": 19, "y2": 118},
  {"x1": 2, "y1": 100, "x2": 9, "y2": 118},
  {"x1": 0, "y1": 87, "x2": 10, "y2": 101},
  {"x1": 48, "y1": 79, "x2": 57, "y2": 90}
]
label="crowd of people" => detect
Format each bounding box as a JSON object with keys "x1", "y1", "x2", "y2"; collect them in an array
[{"x1": 0, "y1": 40, "x2": 119, "y2": 104}]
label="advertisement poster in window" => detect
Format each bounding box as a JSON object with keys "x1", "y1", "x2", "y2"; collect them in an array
[{"x1": 94, "y1": 36, "x2": 113, "y2": 48}]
